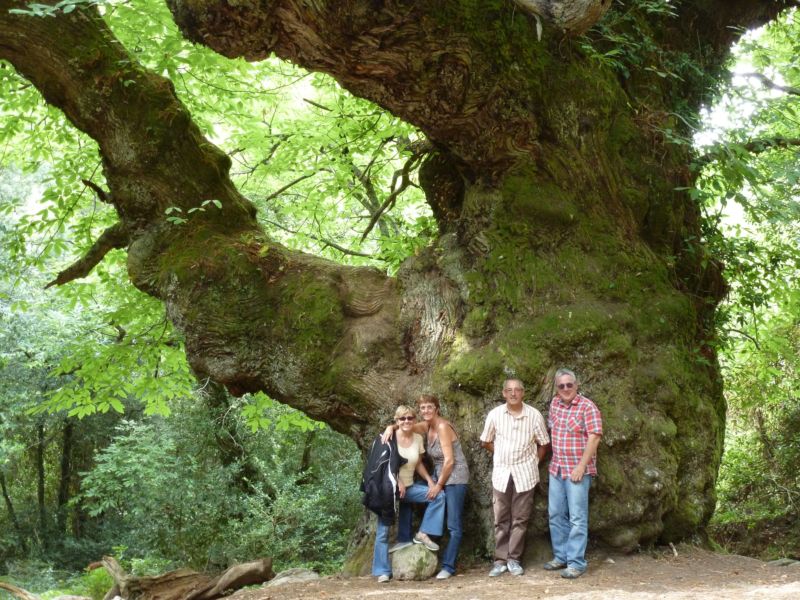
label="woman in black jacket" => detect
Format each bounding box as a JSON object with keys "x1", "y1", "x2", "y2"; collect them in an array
[{"x1": 365, "y1": 405, "x2": 445, "y2": 583}]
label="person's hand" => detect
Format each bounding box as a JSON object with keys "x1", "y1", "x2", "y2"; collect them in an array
[
  {"x1": 398, "y1": 481, "x2": 406, "y2": 498},
  {"x1": 426, "y1": 482, "x2": 442, "y2": 500},
  {"x1": 380, "y1": 425, "x2": 395, "y2": 445},
  {"x1": 570, "y1": 464, "x2": 586, "y2": 482}
]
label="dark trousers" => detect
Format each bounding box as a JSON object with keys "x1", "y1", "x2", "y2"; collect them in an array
[{"x1": 492, "y1": 475, "x2": 535, "y2": 562}]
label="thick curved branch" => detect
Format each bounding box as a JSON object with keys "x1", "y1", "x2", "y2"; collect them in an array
[
  {"x1": 45, "y1": 222, "x2": 130, "y2": 288},
  {"x1": 0, "y1": 0, "x2": 255, "y2": 233},
  {"x1": 0, "y1": 1, "x2": 456, "y2": 438},
  {"x1": 166, "y1": 0, "x2": 602, "y2": 176}
]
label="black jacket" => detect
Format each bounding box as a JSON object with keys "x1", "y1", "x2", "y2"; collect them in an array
[{"x1": 361, "y1": 434, "x2": 407, "y2": 525}]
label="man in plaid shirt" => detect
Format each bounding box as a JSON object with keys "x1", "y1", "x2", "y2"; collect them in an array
[{"x1": 544, "y1": 368, "x2": 602, "y2": 579}]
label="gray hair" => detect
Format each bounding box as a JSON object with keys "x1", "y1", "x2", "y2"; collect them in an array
[
  {"x1": 555, "y1": 368, "x2": 578, "y2": 383},
  {"x1": 503, "y1": 377, "x2": 524, "y2": 390}
]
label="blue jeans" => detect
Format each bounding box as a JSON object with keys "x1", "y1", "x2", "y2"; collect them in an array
[
  {"x1": 397, "y1": 482, "x2": 446, "y2": 541},
  {"x1": 373, "y1": 482, "x2": 445, "y2": 576},
  {"x1": 372, "y1": 517, "x2": 393, "y2": 576},
  {"x1": 440, "y1": 483, "x2": 467, "y2": 574},
  {"x1": 548, "y1": 470, "x2": 592, "y2": 572}
]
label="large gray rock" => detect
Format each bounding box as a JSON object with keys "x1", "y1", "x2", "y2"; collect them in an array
[
  {"x1": 265, "y1": 568, "x2": 320, "y2": 586},
  {"x1": 391, "y1": 543, "x2": 438, "y2": 580}
]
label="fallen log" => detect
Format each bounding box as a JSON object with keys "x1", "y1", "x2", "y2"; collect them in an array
[
  {"x1": 100, "y1": 556, "x2": 273, "y2": 600},
  {"x1": 192, "y1": 559, "x2": 275, "y2": 600}
]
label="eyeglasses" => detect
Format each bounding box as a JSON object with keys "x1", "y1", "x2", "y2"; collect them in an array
[
  {"x1": 557, "y1": 382, "x2": 575, "y2": 390},
  {"x1": 397, "y1": 416, "x2": 415, "y2": 422}
]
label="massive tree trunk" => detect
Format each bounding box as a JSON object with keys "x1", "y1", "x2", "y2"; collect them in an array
[{"x1": 1, "y1": 0, "x2": 795, "y2": 562}]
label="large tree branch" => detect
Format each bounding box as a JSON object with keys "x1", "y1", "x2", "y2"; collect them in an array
[
  {"x1": 166, "y1": 0, "x2": 612, "y2": 176},
  {"x1": 0, "y1": 0, "x2": 255, "y2": 234},
  {"x1": 0, "y1": 2, "x2": 460, "y2": 437}
]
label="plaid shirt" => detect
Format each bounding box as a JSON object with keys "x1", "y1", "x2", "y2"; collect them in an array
[{"x1": 548, "y1": 394, "x2": 602, "y2": 479}]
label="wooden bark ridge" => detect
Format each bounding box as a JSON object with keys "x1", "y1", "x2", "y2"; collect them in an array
[{"x1": 1, "y1": 0, "x2": 797, "y2": 556}]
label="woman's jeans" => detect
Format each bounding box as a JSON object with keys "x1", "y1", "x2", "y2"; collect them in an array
[
  {"x1": 548, "y1": 470, "x2": 592, "y2": 572},
  {"x1": 372, "y1": 482, "x2": 446, "y2": 576},
  {"x1": 372, "y1": 516, "x2": 394, "y2": 576},
  {"x1": 440, "y1": 483, "x2": 467, "y2": 574}
]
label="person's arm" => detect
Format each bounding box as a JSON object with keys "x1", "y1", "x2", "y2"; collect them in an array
[
  {"x1": 381, "y1": 423, "x2": 396, "y2": 444},
  {"x1": 426, "y1": 422, "x2": 454, "y2": 499},
  {"x1": 535, "y1": 411, "x2": 551, "y2": 462},
  {"x1": 537, "y1": 442, "x2": 550, "y2": 462},
  {"x1": 480, "y1": 412, "x2": 495, "y2": 454},
  {"x1": 570, "y1": 433, "x2": 601, "y2": 482},
  {"x1": 415, "y1": 456, "x2": 436, "y2": 489},
  {"x1": 381, "y1": 420, "x2": 428, "y2": 444}
]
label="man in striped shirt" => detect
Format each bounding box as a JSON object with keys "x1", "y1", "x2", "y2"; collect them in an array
[
  {"x1": 480, "y1": 378, "x2": 550, "y2": 577},
  {"x1": 544, "y1": 368, "x2": 603, "y2": 579}
]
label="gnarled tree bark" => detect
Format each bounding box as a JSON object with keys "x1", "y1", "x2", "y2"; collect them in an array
[{"x1": 1, "y1": 0, "x2": 797, "y2": 566}]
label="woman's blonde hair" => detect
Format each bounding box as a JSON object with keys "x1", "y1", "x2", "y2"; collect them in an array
[{"x1": 394, "y1": 405, "x2": 415, "y2": 420}]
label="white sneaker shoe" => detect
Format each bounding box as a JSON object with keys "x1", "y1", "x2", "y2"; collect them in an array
[
  {"x1": 389, "y1": 541, "x2": 412, "y2": 553},
  {"x1": 377, "y1": 574, "x2": 391, "y2": 583},
  {"x1": 413, "y1": 531, "x2": 440, "y2": 551},
  {"x1": 436, "y1": 569, "x2": 452, "y2": 579},
  {"x1": 507, "y1": 559, "x2": 524, "y2": 576},
  {"x1": 489, "y1": 561, "x2": 507, "y2": 577}
]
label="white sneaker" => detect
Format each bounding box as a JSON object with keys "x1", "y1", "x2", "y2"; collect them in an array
[
  {"x1": 507, "y1": 559, "x2": 524, "y2": 576},
  {"x1": 489, "y1": 562, "x2": 507, "y2": 577},
  {"x1": 435, "y1": 569, "x2": 452, "y2": 579},
  {"x1": 389, "y1": 541, "x2": 412, "y2": 553},
  {"x1": 413, "y1": 531, "x2": 440, "y2": 551},
  {"x1": 377, "y1": 574, "x2": 391, "y2": 583}
]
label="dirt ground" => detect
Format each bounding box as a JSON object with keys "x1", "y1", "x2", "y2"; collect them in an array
[{"x1": 230, "y1": 545, "x2": 800, "y2": 600}]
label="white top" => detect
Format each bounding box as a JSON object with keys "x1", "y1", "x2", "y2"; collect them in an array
[
  {"x1": 480, "y1": 403, "x2": 550, "y2": 493},
  {"x1": 397, "y1": 433, "x2": 425, "y2": 487}
]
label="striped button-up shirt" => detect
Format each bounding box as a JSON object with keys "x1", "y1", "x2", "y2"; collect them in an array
[
  {"x1": 548, "y1": 394, "x2": 603, "y2": 478},
  {"x1": 480, "y1": 403, "x2": 550, "y2": 493}
]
